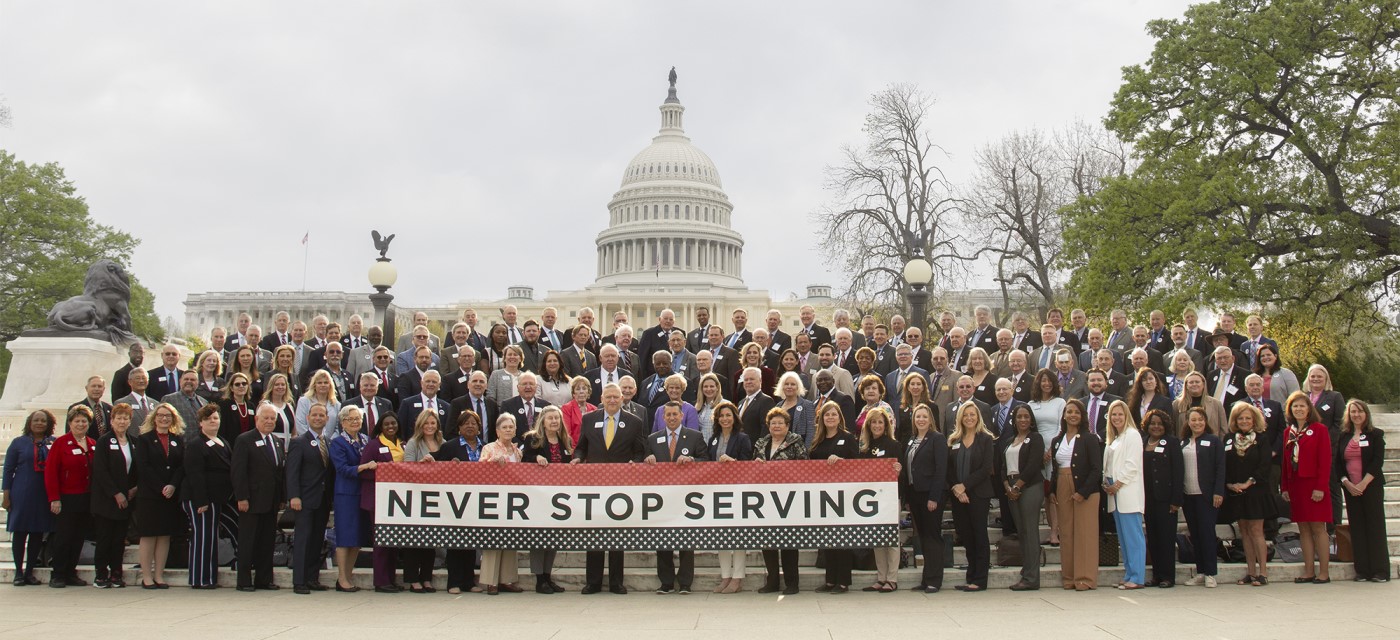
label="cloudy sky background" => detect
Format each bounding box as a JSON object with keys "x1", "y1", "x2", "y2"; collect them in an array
[{"x1": 1, "y1": 1, "x2": 1195, "y2": 326}]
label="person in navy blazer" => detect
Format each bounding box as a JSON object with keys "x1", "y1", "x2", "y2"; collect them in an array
[
  {"x1": 90, "y1": 403, "x2": 139, "y2": 588},
  {"x1": 902, "y1": 404, "x2": 948, "y2": 593},
  {"x1": 343, "y1": 373, "x2": 396, "y2": 437},
  {"x1": 705, "y1": 402, "x2": 753, "y2": 462},
  {"x1": 1179, "y1": 406, "x2": 1226, "y2": 585},
  {"x1": 286, "y1": 403, "x2": 335, "y2": 594},
  {"x1": 395, "y1": 370, "x2": 449, "y2": 440},
  {"x1": 182, "y1": 404, "x2": 235, "y2": 589},
  {"x1": 644, "y1": 403, "x2": 709, "y2": 593},
  {"x1": 571, "y1": 383, "x2": 646, "y2": 594},
  {"x1": 232, "y1": 405, "x2": 287, "y2": 591},
  {"x1": 146, "y1": 344, "x2": 186, "y2": 401},
  {"x1": 1140, "y1": 409, "x2": 1183, "y2": 587}
]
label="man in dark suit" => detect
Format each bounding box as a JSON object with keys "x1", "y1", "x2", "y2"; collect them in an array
[
  {"x1": 394, "y1": 347, "x2": 435, "y2": 402},
  {"x1": 1008, "y1": 313, "x2": 1041, "y2": 354},
  {"x1": 1164, "y1": 324, "x2": 1205, "y2": 373},
  {"x1": 1146, "y1": 310, "x2": 1171, "y2": 354},
  {"x1": 146, "y1": 344, "x2": 185, "y2": 401},
  {"x1": 286, "y1": 402, "x2": 334, "y2": 594},
  {"x1": 1003, "y1": 351, "x2": 1033, "y2": 403},
  {"x1": 723, "y1": 309, "x2": 753, "y2": 352},
  {"x1": 440, "y1": 347, "x2": 478, "y2": 403},
  {"x1": 611, "y1": 325, "x2": 640, "y2": 373},
  {"x1": 114, "y1": 368, "x2": 157, "y2": 428},
  {"x1": 224, "y1": 312, "x2": 252, "y2": 356},
  {"x1": 686, "y1": 351, "x2": 730, "y2": 403},
  {"x1": 764, "y1": 310, "x2": 792, "y2": 355},
  {"x1": 497, "y1": 372, "x2": 551, "y2": 439},
  {"x1": 1046, "y1": 308, "x2": 1082, "y2": 356},
  {"x1": 1205, "y1": 346, "x2": 1249, "y2": 410},
  {"x1": 515, "y1": 320, "x2": 550, "y2": 374},
  {"x1": 562, "y1": 325, "x2": 597, "y2": 377},
  {"x1": 697, "y1": 326, "x2": 741, "y2": 384},
  {"x1": 735, "y1": 368, "x2": 777, "y2": 441},
  {"x1": 1068, "y1": 308, "x2": 1091, "y2": 347},
  {"x1": 833, "y1": 329, "x2": 862, "y2": 378},
  {"x1": 1216, "y1": 313, "x2": 1248, "y2": 351},
  {"x1": 1202, "y1": 330, "x2": 1248, "y2": 376},
  {"x1": 539, "y1": 307, "x2": 566, "y2": 353},
  {"x1": 299, "y1": 323, "x2": 344, "y2": 389},
  {"x1": 1240, "y1": 315, "x2": 1280, "y2": 370},
  {"x1": 339, "y1": 314, "x2": 367, "y2": 353},
  {"x1": 795, "y1": 305, "x2": 833, "y2": 349},
  {"x1": 1181, "y1": 308, "x2": 1211, "y2": 353},
  {"x1": 636, "y1": 309, "x2": 679, "y2": 380},
  {"x1": 966, "y1": 305, "x2": 999, "y2": 355},
  {"x1": 904, "y1": 327, "x2": 934, "y2": 373},
  {"x1": 1130, "y1": 326, "x2": 1168, "y2": 375},
  {"x1": 1080, "y1": 370, "x2": 1122, "y2": 439},
  {"x1": 685, "y1": 307, "x2": 713, "y2": 355},
  {"x1": 366, "y1": 346, "x2": 399, "y2": 409},
  {"x1": 571, "y1": 383, "x2": 646, "y2": 594},
  {"x1": 870, "y1": 325, "x2": 898, "y2": 376},
  {"x1": 396, "y1": 370, "x2": 448, "y2": 440},
  {"x1": 638, "y1": 353, "x2": 674, "y2": 409},
  {"x1": 884, "y1": 345, "x2": 929, "y2": 415},
  {"x1": 583, "y1": 345, "x2": 633, "y2": 405},
  {"x1": 812, "y1": 370, "x2": 859, "y2": 429},
  {"x1": 644, "y1": 402, "x2": 709, "y2": 594},
  {"x1": 448, "y1": 371, "x2": 497, "y2": 439},
  {"x1": 71, "y1": 375, "x2": 114, "y2": 435},
  {"x1": 831, "y1": 309, "x2": 861, "y2": 349},
  {"x1": 344, "y1": 373, "x2": 395, "y2": 435},
  {"x1": 461, "y1": 308, "x2": 490, "y2": 355},
  {"x1": 944, "y1": 375, "x2": 992, "y2": 437},
  {"x1": 942, "y1": 327, "x2": 971, "y2": 374},
  {"x1": 243, "y1": 325, "x2": 275, "y2": 374},
  {"x1": 111, "y1": 343, "x2": 145, "y2": 402},
  {"x1": 232, "y1": 404, "x2": 286, "y2": 591},
  {"x1": 260, "y1": 311, "x2": 292, "y2": 352}
]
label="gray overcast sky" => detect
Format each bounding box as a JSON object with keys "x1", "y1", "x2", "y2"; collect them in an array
[{"x1": 0, "y1": 0, "x2": 1195, "y2": 325}]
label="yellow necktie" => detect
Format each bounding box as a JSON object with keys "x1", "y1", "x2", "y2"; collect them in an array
[{"x1": 605, "y1": 416, "x2": 616, "y2": 449}]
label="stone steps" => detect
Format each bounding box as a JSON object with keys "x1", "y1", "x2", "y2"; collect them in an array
[{"x1": 5, "y1": 559, "x2": 1394, "y2": 591}]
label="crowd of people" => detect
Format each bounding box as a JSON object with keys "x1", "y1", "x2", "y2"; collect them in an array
[{"x1": 2, "y1": 303, "x2": 1391, "y2": 594}]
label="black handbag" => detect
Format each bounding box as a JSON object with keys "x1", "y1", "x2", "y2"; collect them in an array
[{"x1": 1098, "y1": 533, "x2": 1120, "y2": 566}]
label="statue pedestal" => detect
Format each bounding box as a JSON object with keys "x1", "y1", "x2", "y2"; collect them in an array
[{"x1": 0, "y1": 337, "x2": 164, "y2": 442}]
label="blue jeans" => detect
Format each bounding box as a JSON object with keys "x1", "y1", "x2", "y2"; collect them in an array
[{"x1": 1112, "y1": 510, "x2": 1146, "y2": 585}]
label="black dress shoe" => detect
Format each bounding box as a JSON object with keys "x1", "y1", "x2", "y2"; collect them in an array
[
  {"x1": 580, "y1": 584, "x2": 602, "y2": 594},
  {"x1": 336, "y1": 584, "x2": 360, "y2": 593},
  {"x1": 13, "y1": 577, "x2": 26, "y2": 586},
  {"x1": 294, "y1": 585, "x2": 311, "y2": 594},
  {"x1": 67, "y1": 577, "x2": 88, "y2": 587},
  {"x1": 237, "y1": 586, "x2": 256, "y2": 592},
  {"x1": 549, "y1": 581, "x2": 565, "y2": 593},
  {"x1": 782, "y1": 585, "x2": 799, "y2": 595},
  {"x1": 308, "y1": 582, "x2": 329, "y2": 591},
  {"x1": 153, "y1": 582, "x2": 167, "y2": 589},
  {"x1": 910, "y1": 583, "x2": 928, "y2": 591},
  {"x1": 536, "y1": 582, "x2": 554, "y2": 594},
  {"x1": 191, "y1": 584, "x2": 219, "y2": 590},
  {"x1": 923, "y1": 586, "x2": 940, "y2": 594},
  {"x1": 256, "y1": 583, "x2": 280, "y2": 590},
  {"x1": 23, "y1": 574, "x2": 41, "y2": 586},
  {"x1": 610, "y1": 585, "x2": 628, "y2": 595},
  {"x1": 374, "y1": 585, "x2": 401, "y2": 593},
  {"x1": 49, "y1": 578, "x2": 66, "y2": 589}
]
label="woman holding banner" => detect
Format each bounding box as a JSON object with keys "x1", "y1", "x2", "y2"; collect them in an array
[
  {"x1": 707, "y1": 401, "x2": 752, "y2": 593},
  {"x1": 809, "y1": 402, "x2": 859, "y2": 593},
  {"x1": 753, "y1": 406, "x2": 808, "y2": 595},
  {"x1": 522, "y1": 406, "x2": 572, "y2": 594},
  {"x1": 479, "y1": 414, "x2": 525, "y2": 595},
  {"x1": 360, "y1": 413, "x2": 402, "y2": 593}
]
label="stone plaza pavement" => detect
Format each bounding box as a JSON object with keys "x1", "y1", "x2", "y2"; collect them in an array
[{"x1": 0, "y1": 581, "x2": 1396, "y2": 640}]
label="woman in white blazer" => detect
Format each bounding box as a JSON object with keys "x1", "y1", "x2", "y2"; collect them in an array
[{"x1": 1103, "y1": 400, "x2": 1146, "y2": 590}]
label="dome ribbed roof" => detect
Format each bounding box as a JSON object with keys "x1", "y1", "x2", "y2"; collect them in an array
[{"x1": 620, "y1": 140, "x2": 723, "y2": 188}]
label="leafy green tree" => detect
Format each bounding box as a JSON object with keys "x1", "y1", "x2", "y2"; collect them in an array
[
  {"x1": 0, "y1": 149, "x2": 163, "y2": 385},
  {"x1": 1063, "y1": 0, "x2": 1400, "y2": 316}
]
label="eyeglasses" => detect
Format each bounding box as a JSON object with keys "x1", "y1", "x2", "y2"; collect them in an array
[{"x1": 234, "y1": 382, "x2": 249, "y2": 388}]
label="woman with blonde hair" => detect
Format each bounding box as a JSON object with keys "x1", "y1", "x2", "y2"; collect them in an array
[
  {"x1": 1102, "y1": 400, "x2": 1145, "y2": 590},
  {"x1": 1172, "y1": 371, "x2": 1226, "y2": 435},
  {"x1": 193, "y1": 349, "x2": 225, "y2": 402},
  {"x1": 1222, "y1": 402, "x2": 1274, "y2": 586},
  {"x1": 268, "y1": 344, "x2": 301, "y2": 399},
  {"x1": 691, "y1": 373, "x2": 725, "y2": 441},
  {"x1": 947, "y1": 403, "x2": 995, "y2": 592},
  {"x1": 135, "y1": 403, "x2": 186, "y2": 589},
  {"x1": 295, "y1": 369, "x2": 341, "y2": 438},
  {"x1": 735, "y1": 342, "x2": 775, "y2": 398},
  {"x1": 964, "y1": 347, "x2": 999, "y2": 406},
  {"x1": 486, "y1": 344, "x2": 525, "y2": 403},
  {"x1": 860, "y1": 408, "x2": 904, "y2": 591},
  {"x1": 260, "y1": 372, "x2": 297, "y2": 452}
]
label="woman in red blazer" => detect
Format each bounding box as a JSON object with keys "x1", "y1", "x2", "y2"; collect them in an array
[
  {"x1": 560, "y1": 377, "x2": 595, "y2": 446},
  {"x1": 1281, "y1": 391, "x2": 1333, "y2": 583},
  {"x1": 44, "y1": 405, "x2": 96, "y2": 588}
]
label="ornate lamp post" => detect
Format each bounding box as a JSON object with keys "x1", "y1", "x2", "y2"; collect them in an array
[
  {"x1": 902, "y1": 257, "x2": 933, "y2": 333},
  {"x1": 368, "y1": 230, "x2": 398, "y2": 349}
]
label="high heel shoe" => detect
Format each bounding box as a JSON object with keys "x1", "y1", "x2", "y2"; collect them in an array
[{"x1": 335, "y1": 583, "x2": 360, "y2": 593}]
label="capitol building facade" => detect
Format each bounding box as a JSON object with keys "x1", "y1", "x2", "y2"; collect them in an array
[{"x1": 185, "y1": 74, "x2": 1010, "y2": 336}]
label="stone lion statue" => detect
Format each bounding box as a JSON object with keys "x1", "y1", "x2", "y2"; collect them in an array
[{"x1": 44, "y1": 259, "x2": 138, "y2": 345}]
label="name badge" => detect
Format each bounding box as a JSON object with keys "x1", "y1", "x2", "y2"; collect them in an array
[
  {"x1": 379, "y1": 446, "x2": 390, "y2": 453},
  {"x1": 1320, "y1": 404, "x2": 1331, "y2": 411},
  {"x1": 1226, "y1": 385, "x2": 1238, "y2": 394},
  {"x1": 458, "y1": 376, "x2": 468, "y2": 383},
  {"x1": 952, "y1": 443, "x2": 961, "y2": 450},
  {"x1": 977, "y1": 385, "x2": 986, "y2": 391},
  {"x1": 207, "y1": 440, "x2": 218, "y2": 448},
  {"x1": 1263, "y1": 408, "x2": 1272, "y2": 417},
  {"x1": 656, "y1": 436, "x2": 667, "y2": 444},
  {"x1": 941, "y1": 385, "x2": 950, "y2": 392},
  {"x1": 1225, "y1": 444, "x2": 1233, "y2": 451},
  {"x1": 71, "y1": 448, "x2": 82, "y2": 455},
  {"x1": 256, "y1": 440, "x2": 266, "y2": 447},
  {"x1": 1360, "y1": 440, "x2": 1370, "y2": 447},
  {"x1": 594, "y1": 422, "x2": 606, "y2": 429},
  {"x1": 837, "y1": 439, "x2": 846, "y2": 445},
  {"x1": 170, "y1": 441, "x2": 178, "y2": 447},
  {"x1": 518, "y1": 408, "x2": 526, "y2": 414},
  {"x1": 414, "y1": 402, "x2": 422, "y2": 408},
  {"x1": 1099, "y1": 400, "x2": 1109, "y2": 406},
  {"x1": 109, "y1": 443, "x2": 120, "y2": 450},
  {"x1": 1201, "y1": 441, "x2": 1212, "y2": 447},
  {"x1": 1154, "y1": 446, "x2": 1165, "y2": 453},
  {"x1": 715, "y1": 355, "x2": 724, "y2": 361}
]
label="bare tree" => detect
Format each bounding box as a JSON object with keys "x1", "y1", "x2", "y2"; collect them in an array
[
  {"x1": 814, "y1": 84, "x2": 973, "y2": 316},
  {"x1": 967, "y1": 120, "x2": 1133, "y2": 313}
]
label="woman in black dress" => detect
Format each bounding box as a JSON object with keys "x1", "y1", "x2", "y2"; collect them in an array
[
  {"x1": 808, "y1": 402, "x2": 859, "y2": 593},
  {"x1": 1223, "y1": 403, "x2": 1274, "y2": 586},
  {"x1": 135, "y1": 403, "x2": 187, "y2": 589}
]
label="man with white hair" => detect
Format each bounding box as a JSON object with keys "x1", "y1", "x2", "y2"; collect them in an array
[
  {"x1": 1205, "y1": 345, "x2": 1249, "y2": 409},
  {"x1": 637, "y1": 309, "x2": 678, "y2": 380},
  {"x1": 340, "y1": 314, "x2": 367, "y2": 351},
  {"x1": 796, "y1": 304, "x2": 832, "y2": 347},
  {"x1": 967, "y1": 305, "x2": 998, "y2": 354},
  {"x1": 1106, "y1": 309, "x2": 1135, "y2": 355},
  {"x1": 765, "y1": 309, "x2": 791, "y2": 354},
  {"x1": 832, "y1": 308, "x2": 864, "y2": 349},
  {"x1": 498, "y1": 371, "x2": 551, "y2": 438},
  {"x1": 395, "y1": 311, "x2": 440, "y2": 353},
  {"x1": 613, "y1": 324, "x2": 639, "y2": 372},
  {"x1": 260, "y1": 311, "x2": 292, "y2": 352},
  {"x1": 584, "y1": 344, "x2": 632, "y2": 405}
]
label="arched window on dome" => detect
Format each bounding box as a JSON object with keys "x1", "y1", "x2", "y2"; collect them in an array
[
  {"x1": 663, "y1": 204, "x2": 670, "y2": 220},
  {"x1": 685, "y1": 205, "x2": 690, "y2": 219}
]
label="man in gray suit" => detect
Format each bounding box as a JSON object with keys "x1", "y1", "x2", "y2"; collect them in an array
[
  {"x1": 1054, "y1": 351, "x2": 1088, "y2": 400},
  {"x1": 1105, "y1": 309, "x2": 1136, "y2": 356},
  {"x1": 944, "y1": 375, "x2": 992, "y2": 435},
  {"x1": 1164, "y1": 324, "x2": 1205, "y2": 372},
  {"x1": 644, "y1": 402, "x2": 708, "y2": 594},
  {"x1": 1027, "y1": 325, "x2": 1066, "y2": 374},
  {"x1": 346, "y1": 326, "x2": 384, "y2": 380},
  {"x1": 438, "y1": 322, "x2": 475, "y2": 375},
  {"x1": 666, "y1": 330, "x2": 698, "y2": 384},
  {"x1": 685, "y1": 307, "x2": 713, "y2": 355},
  {"x1": 1078, "y1": 330, "x2": 1124, "y2": 373},
  {"x1": 927, "y1": 347, "x2": 960, "y2": 409},
  {"x1": 244, "y1": 325, "x2": 275, "y2": 374},
  {"x1": 114, "y1": 368, "x2": 157, "y2": 427},
  {"x1": 161, "y1": 370, "x2": 208, "y2": 441}
]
